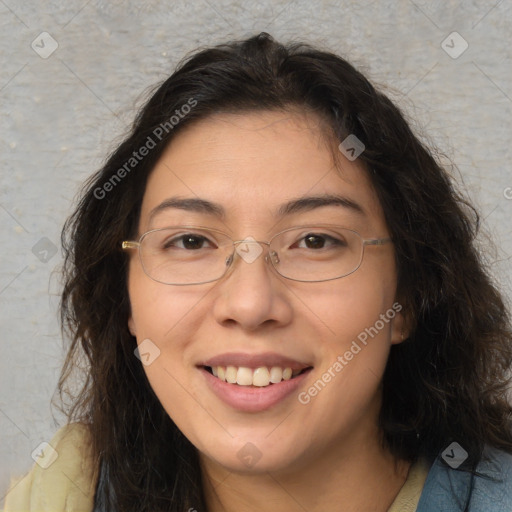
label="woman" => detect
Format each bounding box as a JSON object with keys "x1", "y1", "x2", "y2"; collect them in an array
[{"x1": 4, "y1": 32, "x2": 512, "y2": 512}]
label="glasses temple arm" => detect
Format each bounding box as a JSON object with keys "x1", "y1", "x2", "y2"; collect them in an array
[
  {"x1": 121, "y1": 241, "x2": 140, "y2": 250},
  {"x1": 364, "y1": 237, "x2": 392, "y2": 246}
]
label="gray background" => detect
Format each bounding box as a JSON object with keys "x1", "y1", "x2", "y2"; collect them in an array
[{"x1": 1, "y1": 0, "x2": 511, "y2": 503}]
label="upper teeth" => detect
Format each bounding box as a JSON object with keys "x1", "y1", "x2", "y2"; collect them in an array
[{"x1": 211, "y1": 366, "x2": 301, "y2": 387}]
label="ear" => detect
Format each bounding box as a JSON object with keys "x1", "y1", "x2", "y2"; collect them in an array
[
  {"x1": 390, "y1": 302, "x2": 411, "y2": 345},
  {"x1": 128, "y1": 316, "x2": 137, "y2": 337}
]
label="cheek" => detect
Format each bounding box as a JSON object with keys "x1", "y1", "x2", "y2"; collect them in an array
[
  {"x1": 128, "y1": 258, "x2": 204, "y2": 343},
  {"x1": 299, "y1": 264, "x2": 397, "y2": 396},
  {"x1": 127, "y1": 273, "x2": 224, "y2": 453},
  {"x1": 127, "y1": 261, "x2": 202, "y2": 394},
  {"x1": 127, "y1": 259, "x2": 220, "y2": 421},
  {"x1": 310, "y1": 265, "x2": 397, "y2": 349}
]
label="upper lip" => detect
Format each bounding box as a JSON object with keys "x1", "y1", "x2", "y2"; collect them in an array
[{"x1": 199, "y1": 352, "x2": 312, "y2": 371}]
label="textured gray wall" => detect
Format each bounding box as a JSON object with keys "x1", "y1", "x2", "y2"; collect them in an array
[{"x1": 1, "y1": 0, "x2": 511, "y2": 502}]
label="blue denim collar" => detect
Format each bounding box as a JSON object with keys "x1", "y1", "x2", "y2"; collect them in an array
[{"x1": 417, "y1": 445, "x2": 512, "y2": 512}]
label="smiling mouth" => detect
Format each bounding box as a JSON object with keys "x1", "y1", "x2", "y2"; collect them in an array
[{"x1": 204, "y1": 365, "x2": 312, "y2": 387}]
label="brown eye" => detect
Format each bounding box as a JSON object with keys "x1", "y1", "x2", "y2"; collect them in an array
[
  {"x1": 163, "y1": 234, "x2": 213, "y2": 250},
  {"x1": 296, "y1": 233, "x2": 344, "y2": 250},
  {"x1": 304, "y1": 234, "x2": 326, "y2": 249},
  {"x1": 182, "y1": 235, "x2": 207, "y2": 250}
]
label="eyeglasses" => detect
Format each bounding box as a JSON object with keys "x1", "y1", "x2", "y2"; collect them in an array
[{"x1": 121, "y1": 225, "x2": 392, "y2": 285}]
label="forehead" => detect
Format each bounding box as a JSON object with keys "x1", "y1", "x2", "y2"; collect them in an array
[{"x1": 139, "y1": 110, "x2": 387, "y2": 233}]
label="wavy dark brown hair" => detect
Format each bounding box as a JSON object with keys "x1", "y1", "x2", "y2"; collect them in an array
[{"x1": 56, "y1": 33, "x2": 512, "y2": 511}]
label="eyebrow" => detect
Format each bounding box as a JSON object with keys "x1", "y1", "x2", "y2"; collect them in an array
[
  {"x1": 148, "y1": 193, "x2": 365, "y2": 223},
  {"x1": 277, "y1": 194, "x2": 366, "y2": 217},
  {"x1": 149, "y1": 197, "x2": 225, "y2": 223}
]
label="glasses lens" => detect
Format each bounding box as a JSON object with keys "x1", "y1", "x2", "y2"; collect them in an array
[
  {"x1": 270, "y1": 227, "x2": 364, "y2": 282},
  {"x1": 139, "y1": 227, "x2": 233, "y2": 285}
]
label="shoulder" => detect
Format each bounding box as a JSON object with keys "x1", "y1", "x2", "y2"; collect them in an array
[
  {"x1": 417, "y1": 445, "x2": 512, "y2": 512},
  {"x1": 472, "y1": 446, "x2": 512, "y2": 508},
  {"x1": 3, "y1": 423, "x2": 97, "y2": 512}
]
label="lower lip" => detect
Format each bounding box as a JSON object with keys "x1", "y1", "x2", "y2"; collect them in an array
[{"x1": 200, "y1": 367, "x2": 312, "y2": 412}]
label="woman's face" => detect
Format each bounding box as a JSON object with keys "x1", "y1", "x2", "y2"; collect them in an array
[{"x1": 127, "y1": 110, "x2": 405, "y2": 475}]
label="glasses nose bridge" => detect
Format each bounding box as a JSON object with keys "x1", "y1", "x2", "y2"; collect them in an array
[{"x1": 231, "y1": 238, "x2": 280, "y2": 266}]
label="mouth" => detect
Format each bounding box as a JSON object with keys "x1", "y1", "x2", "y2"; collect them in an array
[
  {"x1": 199, "y1": 361, "x2": 314, "y2": 412},
  {"x1": 197, "y1": 352, "x2": 314, "y2": 411},
  {"x1": 203, "y1": 365, "x2": 313, "y2": 387}
]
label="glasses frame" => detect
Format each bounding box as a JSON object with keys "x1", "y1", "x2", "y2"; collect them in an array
[{"x1": 122, "y1": 224, "x2": 392, "y2": 285}]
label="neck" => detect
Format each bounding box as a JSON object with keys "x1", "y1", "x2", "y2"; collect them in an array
[{"x1": 201, "y1": 421, "x2": 411, "y2": 512}]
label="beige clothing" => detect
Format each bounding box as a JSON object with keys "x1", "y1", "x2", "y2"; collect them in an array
[
  {"x1": 388, "y1": 457, "x2": 430, "y2": 512},
  {"x1": 3, "y1": 424, "x2": 96, "y2": 512}
]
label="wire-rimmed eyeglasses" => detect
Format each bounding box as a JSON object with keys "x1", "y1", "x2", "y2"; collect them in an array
[{"x1": 121, "y1": 225, "x2": 392, "y2": 285}]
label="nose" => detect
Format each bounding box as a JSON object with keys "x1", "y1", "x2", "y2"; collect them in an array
[{"x1": 212, "y1": 240, "x2": 293, "y2": 331}]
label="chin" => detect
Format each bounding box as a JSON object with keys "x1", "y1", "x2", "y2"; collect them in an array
[{"x1": 197, "y1": 435, "x2": 306, "y2": 475}]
